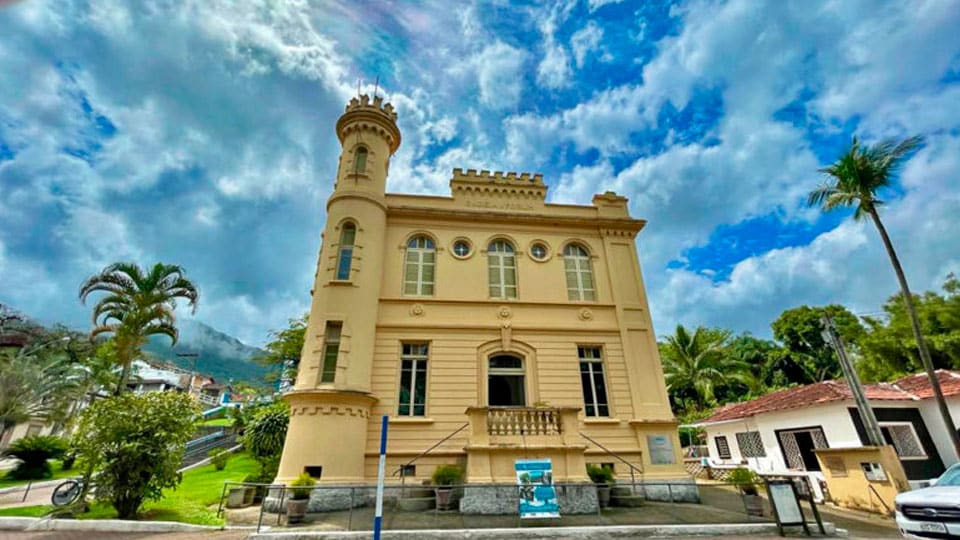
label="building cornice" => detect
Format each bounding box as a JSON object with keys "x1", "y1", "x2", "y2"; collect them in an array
[{"x1": 385, "y1": 204, "x2": 645, "y2": 233}]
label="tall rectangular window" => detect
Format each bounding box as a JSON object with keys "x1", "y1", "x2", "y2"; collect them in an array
[
  {"x1": 398, "y1": 343, "x2": 428, "y2": 416},
  {"x1": 578, "y1": 346, "x2": 609, "y2": 417},
  {"x1": 403, "y1": 236, "x2": 435, "y2": 296},
  {"x1": 487, "y1": 241, "x2": 517, "y2": 299},
  {"x1": 320, "y1": 322, "x2": 342, "y2": 383},
  {"x1": 715, "y1": 436, "x2": 731, "y2": 459},
  {"x1": 336, "y1": 224, "x2": 356, "y2": 281}
]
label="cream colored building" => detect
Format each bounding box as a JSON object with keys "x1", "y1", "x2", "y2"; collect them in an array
[{"x1": 276, "y1": 94, "x2": 689, "y2": 493}]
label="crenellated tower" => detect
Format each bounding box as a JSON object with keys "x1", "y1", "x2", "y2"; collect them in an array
[{"x1": 275, "y1": 94, "x2": 400, "y2": 483}]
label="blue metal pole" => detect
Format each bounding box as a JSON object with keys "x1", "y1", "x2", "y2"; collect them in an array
[{"x1": 373, "y1": 414, "x2": 388, "y2": 540}]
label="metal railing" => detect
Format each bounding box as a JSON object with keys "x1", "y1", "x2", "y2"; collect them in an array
[
  {"x1": 390, "y1": 423, "x2": 469, "y2": 497},
  {"x1": 580, "y1": 432, "x2": 645, "y2": 494}
]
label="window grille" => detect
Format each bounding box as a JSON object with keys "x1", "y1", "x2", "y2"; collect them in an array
[
  {"x1": 715, "y1": 436, "x2": 731, "y2": 459},
  {"x1": 736, "y1": 431, "x2": 766, "y2": 457},
  {"x1": 881, "y1": 422, "x2": 926, "y2": 458}
]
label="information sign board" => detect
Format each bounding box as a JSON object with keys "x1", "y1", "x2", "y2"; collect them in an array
[{"x1": 515, "y1": 459, "x2": 560, "y2": 519}]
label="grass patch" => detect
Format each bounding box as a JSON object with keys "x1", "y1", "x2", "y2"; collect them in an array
[
  {"x1": 0, "y1": 452, "x2": 257, "y2": 526},
  {"x1": 199, "y1": 417, "x2": 234, "y2": 427},
  {"x1": 0, "y1": 460, "x2": 76, "y2": 489}
]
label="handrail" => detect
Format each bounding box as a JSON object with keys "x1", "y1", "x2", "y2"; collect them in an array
[
  {"x1": 580, "y1": 432, "x2": 645, "y2": 494},
  {"x1": 391, "y1": 423, "x2": 469, "y2": 478}
]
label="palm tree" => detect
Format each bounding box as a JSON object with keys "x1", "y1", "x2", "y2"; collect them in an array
[
  {"x1": 809, "y1": 135, "x2": 960, "y2": 460},
  {"x1": 0, "y1": 342, "x2": 87, "y2": 443},
  {"x1": 660, "y1": 325, "x2": 748, "y2": 411},
  {"x1": 79, "y1": 262, "x2": 199, "y2": 394}
]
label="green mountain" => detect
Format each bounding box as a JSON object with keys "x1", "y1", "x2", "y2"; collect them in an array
[{"x1": 142, "y1": 320, "x2": 269, "y2": 386}]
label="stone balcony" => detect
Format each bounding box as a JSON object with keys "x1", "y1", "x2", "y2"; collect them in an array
[{"x1": 463, "y1": 406, "x2": 588, "y2": 484}]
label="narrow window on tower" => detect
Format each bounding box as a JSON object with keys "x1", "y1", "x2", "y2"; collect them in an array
[
  {"x1": 398, "y1": 343, "x2": 428, "y2": 416},
  {"x1": 564, "y1": 243, "x2": 595, "y2": 301},
  {"x1": 320, "y1": 322, "x2": 342, "y2": 383},
  {"x1": 353, "y1": 146, "x2": 368, "y2": 174},
  {"x1": 336, "y1": 222, "x2": 356, "y2": 280},
  {"x1": 578, "y1": 346, "x2": 609, "y2": 417},
  {"x1": 403, "y1": 236, "x2": 436, "y2": 296},
  {"x1": 487, "y1": 240, "x2": 517, "y2": 299}
]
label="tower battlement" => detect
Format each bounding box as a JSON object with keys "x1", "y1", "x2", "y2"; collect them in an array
[
  {"x1": 452, "y1": 168, "x2": 544, "y2": 186},
  {"x1": 344, "y1": 94, "x2": 398, "y2": 122}
]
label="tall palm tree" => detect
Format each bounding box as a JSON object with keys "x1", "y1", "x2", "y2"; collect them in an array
[
  {"x1": 661, "y1": 325, "x2": 747, "y2": 411},
  {"x1": 809, "y1": 135, "x2": 960, "y2": 460},
  {"x1": 79, "y1": 262, "x2": 199, "y2": 394}
]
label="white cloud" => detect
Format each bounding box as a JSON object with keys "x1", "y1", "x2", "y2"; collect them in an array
[
  {"x1": 465, "y1": 41, "x2": 529, "y2": 110},
  {"x1": 571, "y1": 20, "x2": 605, "y2": 68},
  {"x1": 537, "y1": 44, "x2": 573, "y2": 89}
]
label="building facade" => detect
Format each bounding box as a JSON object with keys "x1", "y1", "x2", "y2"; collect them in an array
[{"x1": 275, "y1": 95, "x2": 687, "y2": 491}]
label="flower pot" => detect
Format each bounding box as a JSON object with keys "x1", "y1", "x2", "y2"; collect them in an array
[
  {"x1": 596, "y1": 485, "x2": 611, "y2": 508},
  {"x1": 243, "y1": 487, "x2": 255, "y2": 506},
  {"x1": 287, "y1": 498, "x2": 309, "y2": 524},
  {"x1": 742, "y1": 494, "x2": 764, "y2": 517},
  {"x1": 226, "y1": 487, "x2": 247, "y2": 508},
  {"x1": 435, "y1": 487, "x2": 455, "y2": 510}
]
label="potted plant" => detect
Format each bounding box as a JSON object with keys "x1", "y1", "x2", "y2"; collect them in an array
[
  {"x1": 587, "y1": 465, "x2": 615, "y2": 508},
  {"x1": 286, "y1": 473, "x2": 315, "y2": 524},
  {"x1": 729, "y1": 467, "x2": 764, "y2": 516},
  {"x1": 431, "y1": 464, "x2": 463, "y2": 510}
]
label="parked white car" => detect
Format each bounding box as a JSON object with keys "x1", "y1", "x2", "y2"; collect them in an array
[{"x1": 896, "y1": 464, "x2": 960, "y2": 539}]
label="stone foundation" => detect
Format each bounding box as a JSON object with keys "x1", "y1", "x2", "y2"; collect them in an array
[
  {"x1": 459, "y1": 483, "x2": 598, "y2": 515},
  {"x1": 630, "y1": 478, "x2": 699, "y2": 503}
]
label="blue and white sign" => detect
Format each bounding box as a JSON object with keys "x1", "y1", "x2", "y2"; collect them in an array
[{"x1": 515, "y1": 459, "x2": 560, "y2": 519}]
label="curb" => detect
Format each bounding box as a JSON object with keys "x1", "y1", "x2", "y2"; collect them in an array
[
  {"x1": 0, "y1": 516, "x2": 223, "y2": 533},
  {"x1": 0, "y1": 479, "x2": 65, "y2": 496},
  {"x1": 248, "y1": 522, "x2": 838, "y2": 539}
]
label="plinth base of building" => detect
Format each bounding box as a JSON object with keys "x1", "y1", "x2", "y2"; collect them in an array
[
  {"x1": 263, "y1": 487, "x2": 371, "y2": 514},
  {"x1": 632, "y1": 478, "x2": 699, "y2": 503},
  {"x1": 459, "y1": 482, "x2": 598, "y2": 515}
]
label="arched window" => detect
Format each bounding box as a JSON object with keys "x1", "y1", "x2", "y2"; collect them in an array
[
  {"x1": 403, "y1": 235, "x2": 436, "y2": 296},
  {"x1": 563, "y1": 243, "x2": 595, "y2": 301},
  {"x1": 488, "y1": 355, "x2": 525, "y2": 406},
  {"x1": 336, "y1": 222, "x2": 356, "y2": 280},
  {"x1": 353, "y1": 146, "x2": 368, "y2": 174},
  {"x1": 487, "y1": 240, "x2": 517, "y2": 299}
]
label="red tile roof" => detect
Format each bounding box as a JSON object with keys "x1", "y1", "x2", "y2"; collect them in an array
[{"x1": 694, "y1": 370, "x2": 960, "y2": 425}]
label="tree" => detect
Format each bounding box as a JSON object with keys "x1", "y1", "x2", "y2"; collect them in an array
[
  {"x1": 79, "y1": 262, "x2": 199, "y2": 394},
  {"x1": 660, "y1": 325, "x2": 748, "y2": 414},
  {"x1": 771, "y1": 305, "x2": 865, "y2": 384},
  {"x1": 71, "y1": 391, "x2": 199, "y2": 519},
  {"x1": 0, "y1": 343, "x2": 86, "y2": 444},
  {"x1": 809, "y1": 134, "x2": 960, "y2": 460},
  {"x1": 725, "y1": 334, "x2": 779, "y2": 398},
  {"x1": 242, "y1": 401, "x2": 289, "y2": 481},
  {"x1": 257, "y1": 314, "x2": 307, "y2": 388}
]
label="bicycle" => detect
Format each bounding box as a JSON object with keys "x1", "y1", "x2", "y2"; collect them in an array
[{"x1": 51, "y1": 476, "x2": 96, "y2": 507}]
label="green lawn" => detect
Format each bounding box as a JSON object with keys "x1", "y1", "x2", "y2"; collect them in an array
[
  {"x1": 199, "y1": 417, "x2": 234, "y2": 427},
  {"x1": 0, "y1": 452, "x2": 258, "y2": 526},
  {"x1": 0, "y1": 461, "x2": 77, "y2": 490}
]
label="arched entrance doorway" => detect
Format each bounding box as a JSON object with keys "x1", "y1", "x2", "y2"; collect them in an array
[{"x1": 488, "y1": 354, "x2": 525, "y2": 406}]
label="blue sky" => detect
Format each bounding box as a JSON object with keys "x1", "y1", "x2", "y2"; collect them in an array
[{"x1": 1, "y1": 0, "x2": 959, "y2": 346}]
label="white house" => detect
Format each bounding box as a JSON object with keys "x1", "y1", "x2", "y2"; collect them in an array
[{"x1": 688, "y1": 370, "x2": 960, "y2": 497}]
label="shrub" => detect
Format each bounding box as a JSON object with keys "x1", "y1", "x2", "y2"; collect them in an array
[
  {"x1": 586, "y1": 464, "x2": 614, "y2": 485},
  {"x1": 289, "y1": 472, "x2": 315, "y2": 500},
  {"x1": 728, "y1": 467, "x2": 761, "y2": 496},
  {"x1": 4, "y1": 435, "x2": 68, "y2": 480},
  {"x1": 431, "y1": 464, "x2": 463, "y2": 486},
  {"x1": 242, "y1": 401, "x2": 289, "y2": 478},
  {"x1": 209, "y1": 448, "x2": 229, "y2": 471},
  {"x1": 61, "y1": 452, "x2": 77, "y2": 471},
  {"x1": 71, "y1": 391, "x2": 199, "y2": 519}
]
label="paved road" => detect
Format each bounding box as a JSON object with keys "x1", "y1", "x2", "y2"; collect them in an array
[{"x1": 0, "y1": 532, "x2": 248, "y2": 540}]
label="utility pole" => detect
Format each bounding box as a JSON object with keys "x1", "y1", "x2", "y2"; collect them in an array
[{"x1": 821, "y1": 314, "x2": 886, "y2": 447}]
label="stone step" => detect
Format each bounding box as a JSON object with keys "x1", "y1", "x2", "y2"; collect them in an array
[
  {"x1": 611, "y1": 486, "x2": 634, "y2": 497},
  {"x1": 611, "y1": 494, "x2": 646, "y2": 508},
  {"x1": 401, "y1": 487, "x2": 434, "y2": 499},
  {"x1": 397, "y1": 496, "x2": 436, "y2": 511}
]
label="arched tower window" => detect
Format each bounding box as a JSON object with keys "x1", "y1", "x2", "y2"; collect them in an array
[
  {"x1": 563, "y1": 243, "x2": 595, "y2": 301},
  {"x1": 353, "y1": 146, "x2": 368, "y2": 174},
  {"x1": 336, "y1": 222, "x2": 357, "y2": 280},
  {"x1": 403, "y1": 235, "x2": 436, "y2": 296},
  {"x1": 487, "y1": 240, "x2": 517, "y2": 299}
]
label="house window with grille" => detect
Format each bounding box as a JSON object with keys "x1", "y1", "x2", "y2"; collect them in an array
[
  {"x1": 320, "y1": 322, "x2": 342, "y2": 383},
  {"x1": 487, "y1": 240, "x2": 517, "y2": 299},
  {"x1": 398, "y1": 343, "x2": 428, "y2": 416},
  {"x1": 715, "y1": 436, "x2": 732, "y2": 459},
  {"x1": 563, "y1": 243, "x2": 595, "y2": 301},
  {"x1": 880, "y1": 422, "x2": 926, "y2": 459},
  {"x1": 336, "y1": 223, "x2": 356, "y2": 280},
  {"x1": 578, "y1": 346, "x2": 609, "y2": 417},
  {"x1": 403, "y1": 236, "x2": 436, "y2": 296},
  {"x1": 735, "y1": 431, "x2": 766, "y2": 458}
]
